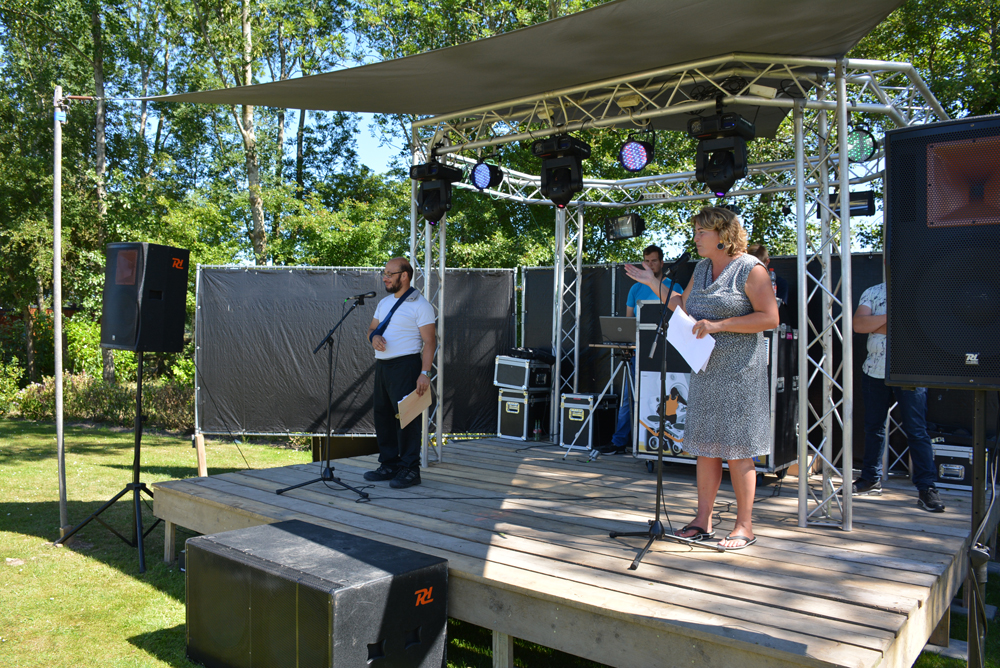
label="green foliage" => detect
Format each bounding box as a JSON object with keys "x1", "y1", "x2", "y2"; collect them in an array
[
  {"x1": 0, "y1": 357, "x2": 24, "y2": 415},
  {"x1": 9, "y1": 373, "x2": 194, "y2": 431}
]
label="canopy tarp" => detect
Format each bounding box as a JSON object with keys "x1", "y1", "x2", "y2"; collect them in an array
[{"x1": 155, "y1": 0, "x2": 902, "y2": 130}]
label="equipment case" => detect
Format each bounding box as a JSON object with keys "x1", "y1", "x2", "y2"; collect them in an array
[
  {"x1": 498, "y1": 389, "x2": 550, "y2": 440},
  {"x1": 494, "y1": 355, "x2": 552, "y2": 391},
  {"x1": 932, "y1": 443, "x2": 981, "y2": 491},
  {"x1": 560, "y1": 393, "x2": 618, "y2": 449}
]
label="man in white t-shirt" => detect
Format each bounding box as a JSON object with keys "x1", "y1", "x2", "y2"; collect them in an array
[
  {"x1": 853, "y1": 282, "x2": 943, "y2": 512},
  {"x1": 364, "y1": 257, "x2": 437, "y2": 489}
]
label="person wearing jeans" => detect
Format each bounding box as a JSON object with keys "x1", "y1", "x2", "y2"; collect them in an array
[
  {"x1": 853, "y1": 281, "x2": 944, "y2": 512},
  {"x1": 597, "y1": 244, "x2": 683, "y2": 455}
]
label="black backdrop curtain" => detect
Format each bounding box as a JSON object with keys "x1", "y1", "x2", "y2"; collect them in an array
[{"x1": 195, "y1": 267, "x2": 515, "y2": 435}]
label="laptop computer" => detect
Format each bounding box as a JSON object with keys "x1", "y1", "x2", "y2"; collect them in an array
[{"x1": 599, "y1": 316, "x2": 636, "y2": 344}]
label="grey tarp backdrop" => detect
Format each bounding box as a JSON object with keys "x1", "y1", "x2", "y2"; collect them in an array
[{"x1": 195, "y1": 267, "x2": 515, "y2": 435}]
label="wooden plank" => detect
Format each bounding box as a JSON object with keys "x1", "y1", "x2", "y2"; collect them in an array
[
  {"x1": 301, "y1": 459, "x2": 961, "y2": 571},
  {"x1": 163, "y1": 520, "x2": 175, "y2": 564},
  {"x1": 234, "y1": 467, "x2": 925, "y2": 616},
  {"x1": 154, "y1": 476, "x2": 885, "y2": 668},
  {"x1": 492, "y1": 631, "x2": 514, "y2": 668},
  {"x1": 194, "y1": 433, "x2": 207, "y2": 477},
  {"x1": 200, "y1": 473, "x2": 904, "y2": 649}
]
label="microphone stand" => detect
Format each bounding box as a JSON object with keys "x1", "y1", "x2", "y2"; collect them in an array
[
  {"x1": 276, "y1": 297, "x2": 370, "y2": 500},
  {"x1": 610, "y1": 263, "x2": 722, "y2": 569}
]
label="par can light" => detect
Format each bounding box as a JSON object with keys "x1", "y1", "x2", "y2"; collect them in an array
[
  {"x1": 470, "y1": 161, "x2": 503, "y2": 190},
  {"x1": 618, "y1": 136, "x2": 653, "y2": 172}
]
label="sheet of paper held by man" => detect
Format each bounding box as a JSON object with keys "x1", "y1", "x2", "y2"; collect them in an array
[
  {"x1": 397, "y1": 388, "x2": 432, "y2": 428},
  {"x1": 666, "y1": 307, "x2": 715, "y2": 372}
]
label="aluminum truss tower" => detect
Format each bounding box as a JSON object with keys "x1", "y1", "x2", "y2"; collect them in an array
[{"x1": 408, "y1": 54, "x2": 947, "y2": 529}]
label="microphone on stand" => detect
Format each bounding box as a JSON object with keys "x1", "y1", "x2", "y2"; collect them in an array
[
  {"x1": 346, "y1": 291, "x2": 378, "y2": 304},
  {"x1": 648, "y1": 251, "x2": 690, "y2": 359}
]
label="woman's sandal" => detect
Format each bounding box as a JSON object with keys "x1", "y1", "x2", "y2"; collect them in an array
[{"x1": 673, "y1": 525, "x2": 715, "y2": 541}]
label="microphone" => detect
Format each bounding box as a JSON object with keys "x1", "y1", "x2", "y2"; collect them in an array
[
  {"x1": 649, "y1": 252, "x2": 690, "y2": 359},
  {"x1": 346, "y1": 291, "x2": 377, "y2": 303},
  {"x1": 664, "y1": 251, "x2": 690, "y2": 276}
]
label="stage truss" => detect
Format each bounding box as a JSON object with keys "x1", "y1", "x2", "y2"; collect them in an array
[{"x1": 408, "y1": 54, "x2": 949, "y2": 530}]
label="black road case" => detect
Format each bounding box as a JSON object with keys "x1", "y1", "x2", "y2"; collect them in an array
[
  {"x1": 494, "y1": 355, "x2": 552, "y2": 390},
  {"x1": 560, "y1": 392, "x2": 618, "y2": 449},
  {"x1": 498, "y1": 388, "x2": 550, "y2": 440}
]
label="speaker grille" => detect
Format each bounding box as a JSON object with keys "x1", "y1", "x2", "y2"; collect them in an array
[{"x1": 886, "y1": 117, "x2": 1000, "y2": 388}]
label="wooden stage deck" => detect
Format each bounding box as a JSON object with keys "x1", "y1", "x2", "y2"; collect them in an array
[{"x1": 153, "y1": 437, "x2": 981, "y2": 668}]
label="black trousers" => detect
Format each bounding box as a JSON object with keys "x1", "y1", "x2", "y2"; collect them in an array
[{"x1": 373, "y1": 353, "x2": 424, "y2": 470}]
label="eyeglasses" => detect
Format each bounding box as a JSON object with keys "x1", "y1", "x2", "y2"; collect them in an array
[{"x1": 381, "y1": 270, "x2": 404, "y2": 278}]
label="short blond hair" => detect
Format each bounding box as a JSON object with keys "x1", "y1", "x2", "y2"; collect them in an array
[{"x1": 691, "y1": 207, "x2": 748, "y2": 257}]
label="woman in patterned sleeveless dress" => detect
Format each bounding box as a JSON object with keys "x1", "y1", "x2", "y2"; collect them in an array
[{"x1": 625, "y1": 207, "x2": 778, "y2": 550}]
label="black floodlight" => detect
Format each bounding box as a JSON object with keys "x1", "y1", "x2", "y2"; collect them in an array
[
  {"x1": 847, "y1": 124, "x2": 879, "y2": 163},
  {"x1": 470, "y1": 161, "x2": 503, "y2": 190},
  {"x1": 688, "y1": 112, "x2": 756, "y2": 197},
  {"x1": 410, "y1": 161, "x2": 463, "y2": 224},
  {"x1": 530, "y1": 135, "x2": 592, "y2": 208},
  {"x1": 821, "y1": 190, "x2": 876, "y2": 218},
  {"x1": 618, "y1": 134, "x2": 654, "y2": 172},
  {"x1": 605, "y1": 213, "x2": 646, "y2": 241}
]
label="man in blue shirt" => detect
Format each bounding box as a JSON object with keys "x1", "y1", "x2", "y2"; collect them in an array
[{"x1": 596, "y1": 244, "x2": 684, "y2": 455}]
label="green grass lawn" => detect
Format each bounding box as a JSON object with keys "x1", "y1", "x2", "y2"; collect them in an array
[{"x1": 0, "y1": 418, "x2": 995, "y2": 667}]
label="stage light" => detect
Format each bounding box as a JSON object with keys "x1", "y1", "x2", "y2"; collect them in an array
[
  {"x1": 410, "y1": 160, "x2": 463, "y2": 224},
  {"x1": 530, "y1": 134, "x2": 591, "y2": 208},
  {"x1": 605, "y1": 213, "x2": 646, "y2": 241},
  {"x1": 847, "y1": 124, "x2": 879, "y2": 162},
  {"x1": 470, "y1": 161, "x2": 503, "y2": 190},
  {"x1": 618, "y1": 134, "x2": 653, "y2": 172},
  {"x1": 821, "y1": 190, "x2": 876, "y2": 218},
  {"x1": 688, "y1": 112, "x2": 755, "y2": 197}
]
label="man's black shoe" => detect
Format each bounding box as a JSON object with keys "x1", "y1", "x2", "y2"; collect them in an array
[
  {"x1": 851, "y1": 478, "x2": 882, "y2": 495},
  {"x1": 595, "y1": 443, "x2": 626, "y2": 455},
  {"x1": 918, "y1": 487, "x2": 945, "y2": 513},
  {"x1": 390, "y1": 467, "x2": 421, "y2": 489},
  {"x1": 363, "y1": 464, "x2": 398, "y2": 481}
]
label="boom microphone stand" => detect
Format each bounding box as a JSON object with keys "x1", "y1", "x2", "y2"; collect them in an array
[
  {"x1": 55, "y1": 351, "x2": 160, "y2": 573},
  {"x1": 276, "y1": 295, "x2": 371, "y2": 500},
  {"x1": 610, "y1": 257, "x2": 722, "y2": 569}
]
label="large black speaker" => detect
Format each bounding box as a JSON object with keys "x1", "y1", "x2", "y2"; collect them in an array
[
  {"x1": 186, "y1": 520, "x2": 448, "y2": 668},
  {"x1": 100, "y1": 242, "x2": 189, "y2": 352},
  {"x1": 884, "y1": 115, "x2": 1000, "y2": 390}
]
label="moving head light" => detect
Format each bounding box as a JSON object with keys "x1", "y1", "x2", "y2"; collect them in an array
[
  {"x1": 409, "y1": 161, "x2": 463, "y2": 224},
  {"x1": 529, "y1": 135, "x2": 592, "y2": 208}
]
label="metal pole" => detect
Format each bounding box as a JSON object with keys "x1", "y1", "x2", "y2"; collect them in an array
[
  {"x1": 551, "y1": 207, "x2": 566, "y2": 437},
  {"x1": 572, "y1": 206, "x2": 583, "y2": 393},
  {"x1": 53, "y1": 86, "x2": 68, "y2": 535},
  {"x1": 968, "y1": 390, "x2": 987, "y2": 668},
  {"x1": 794, "y1": 100, "x2": 808, "y2": 527},
  {"x1": 435, "y1": 217, "x2": 445, "y2": 463},
  {"x1": 837, "y1": 60, "x2": 854, "y2": 531},
  {"x1": 818, "y1": 85, "x2": 835, "y2": 518}
]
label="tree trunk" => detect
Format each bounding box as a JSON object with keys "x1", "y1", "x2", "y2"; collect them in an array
[
  {"x1": 240, "y1": 0, "x2": 266, "y2": 264},
  {"x1": 93, "y1": 6, "x2": 115, "y2": 383},
  {"x1": 23, "y1": 303, "x2": 36, "y2": 383},
  {"x1": 296, "y1": 108, "x2": 306, "y2": 198}
]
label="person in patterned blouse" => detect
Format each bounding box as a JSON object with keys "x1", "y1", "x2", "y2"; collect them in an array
[{"x1": 853, "y1": 282, "x2": 944, "y2": 512}]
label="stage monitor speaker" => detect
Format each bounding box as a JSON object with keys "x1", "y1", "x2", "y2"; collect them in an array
[
  {"x1": 884, "y1": 115, "x2": 1000, "y2": 390},
  {"x1": 100, "y1": 242, "x2": 189, "y2": 352},
  {"x1": 186, "y1": 520, "x2": 448, "y2": 668}
]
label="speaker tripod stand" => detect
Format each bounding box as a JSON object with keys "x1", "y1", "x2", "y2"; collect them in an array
[
  {"x1": 276, "y1": 297, "x2": 370, "y2": 500},
  {"x1": 609, "y1": 276, "x2": 722, "y2": 569},
  {"x1": 55, "y1": 352, "x2": 160, "y2": 573}
]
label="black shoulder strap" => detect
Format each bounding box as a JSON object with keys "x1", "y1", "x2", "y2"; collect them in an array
[{"x1": 369, "y1": 287, "x2": 416, "y2": 342}]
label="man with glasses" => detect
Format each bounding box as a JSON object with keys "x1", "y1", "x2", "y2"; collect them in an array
[{"x1": 364, "y1": 257, "x2": 437, "y2": 488}]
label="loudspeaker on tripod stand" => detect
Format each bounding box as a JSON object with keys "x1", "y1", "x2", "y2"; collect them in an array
[
  {"x1": 884, "y1": 115, "x2": 1000, "y2": 390},
  {"x1": 101, "y1": 242, "x2": 189, "y2": 353}
]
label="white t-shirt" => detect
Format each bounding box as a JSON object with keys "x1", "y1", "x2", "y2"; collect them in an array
[
  {"x1": 859, "y1": 282, "x2": 887, "y2": 379},
  {"x1": 372, "y1": 289, "x2": 436, "y2": 360}
]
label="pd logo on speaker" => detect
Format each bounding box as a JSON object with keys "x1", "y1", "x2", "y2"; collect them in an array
[{"x1": 172, "y1": 257, "x2": 185, "y2": 269}]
